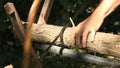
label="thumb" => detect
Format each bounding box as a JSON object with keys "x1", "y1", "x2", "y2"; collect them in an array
[{"x1": 90, "y1": 30, "x2": 96, "y2": 42}]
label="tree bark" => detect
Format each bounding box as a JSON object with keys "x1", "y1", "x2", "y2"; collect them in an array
[{"x1": 32, "y1": 24, "x2": 120, "y2": 58}]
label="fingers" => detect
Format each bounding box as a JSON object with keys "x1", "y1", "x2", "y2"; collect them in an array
[
  {"x1": 82, "y1": 30, "x2": 96, "y2": 47},
  {"x1": 71, "y1": 23, "x2": 96, "y2": 48},
  {"x1": 90, "y1": 30, "x2": 96, "y2": 42},
  {"x1": 75, "y1": 33, "x2": 82, "y2": 48},
  {"x1": 71, "y1": 31, "x2": 82, "y2": 48},
  {"x1": 71, "y1": 31, "x2": 96, "y2": 48},
  {"x1": 71, "y1": 33, "x2": 82, "y2": 48},
  {"x1": 82, "y1": 31, "x2": 89, "y2": 48}
]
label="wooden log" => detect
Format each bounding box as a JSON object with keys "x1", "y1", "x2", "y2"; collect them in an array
[{"x1": 32, "y1": 24, "x2": 120, "y2": 57}]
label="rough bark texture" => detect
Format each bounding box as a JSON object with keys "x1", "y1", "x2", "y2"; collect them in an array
[{"x1": 32, "y1": 24, "x2": 120, "y2": 57}]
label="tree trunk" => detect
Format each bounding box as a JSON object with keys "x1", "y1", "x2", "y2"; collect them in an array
[{"x1": 32, "y1": 24, "x2": 120, "y2": 58}]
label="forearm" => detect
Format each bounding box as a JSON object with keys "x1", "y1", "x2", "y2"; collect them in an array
[
  {"x1": 104, "y1": 0, "x2": 120, "y2": 17},
  {"x1": 92, "y1": 0, "x2": 120, "y2": 18}
]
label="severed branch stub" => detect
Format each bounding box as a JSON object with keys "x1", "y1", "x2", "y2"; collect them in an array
[{"x1": 32, "y1": 24, "x2": 120, "y2": 58}]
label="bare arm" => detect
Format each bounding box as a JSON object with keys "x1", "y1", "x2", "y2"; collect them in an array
[
  {"x1": 93, "y1": 0, "x2": 120, "y2": 18},
  {"x1": 71, "y1": 0, "x2": 120, "y2": 48}
]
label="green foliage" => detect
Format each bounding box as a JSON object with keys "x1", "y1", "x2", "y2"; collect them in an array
[
  {"x1": 48, "y1": 0, "x2": 101, "y2": 26},
  {"x1": 40, "y1": 53, "x2": 110, "y2": 68}
]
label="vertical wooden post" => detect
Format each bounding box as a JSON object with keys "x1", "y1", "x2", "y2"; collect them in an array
[
  {"x1": 4, "y1": 2, "x2": 25, "y2": 43},
  {"x1": 37, "y1": 0, "x2": 54, "y2": 24},
  {"x1": 4, "y1": 2, "x2": 42, "y2": 68}
]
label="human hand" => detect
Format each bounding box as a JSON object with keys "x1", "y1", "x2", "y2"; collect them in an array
[{"x1": 71, "y1": 15, "x2": 104, "y2": 48}]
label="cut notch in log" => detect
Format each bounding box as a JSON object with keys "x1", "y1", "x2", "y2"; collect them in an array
[{"x1": 32, "y1": 24, "x2": 120, "y2": 58}]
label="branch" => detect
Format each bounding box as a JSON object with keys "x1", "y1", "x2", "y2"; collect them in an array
[
  {"x1": 37, "y1": 0, "x2": 54, "y2": 24},
  {"x1": 32, "y1": 24, "x2": 120, "y2": 58},
  {"x1": 4, "y1": 2, "x2": 25, "y2": 43},
  {"x1": 34, "y1": 43, "x2": 120, "y2": 67},
  {"x1": 4, "y1": 2, "x2": 42, "y2": 68}
]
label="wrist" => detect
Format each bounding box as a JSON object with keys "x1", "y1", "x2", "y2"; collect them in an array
[
  {"x1": 92, "y1": 9, "x2": 106, "y2": 19},
  {"x1": 91, "y1": 10, "x2": 106, "y2": 21}
]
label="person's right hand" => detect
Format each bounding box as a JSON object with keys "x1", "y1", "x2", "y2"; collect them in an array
[{"x1": 71, "y1": 15, "x2": 104, "y2": 48}]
